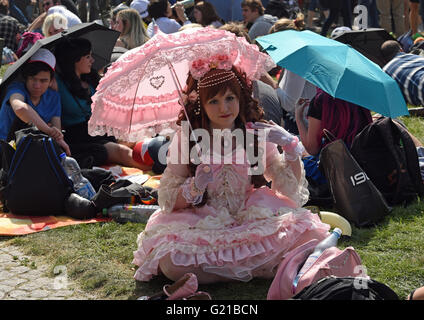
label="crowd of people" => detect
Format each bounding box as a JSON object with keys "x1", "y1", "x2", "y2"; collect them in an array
[{"x1": 2, "y1": 0, "x2": 424, "y2": 300}]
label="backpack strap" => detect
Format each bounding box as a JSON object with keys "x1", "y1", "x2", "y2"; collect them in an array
[
  {"x1": 378, "y1": 118, "x2": 404, "y2": 204},
  {"x1": 392, "y1": 119, "x2": 424, "y2": 197},
  {"x1": 375, "y1": 117, "x2": 423, "y2": 204},
  {"x1": 8, "y1": 135, "x2": 33, "y2": 181},
  {"x1": 43, "y1": 138, "x2": 73, "y2": 189},
  {"x1": 322, "y1": 129, "x2": 337, "y2": 142}
]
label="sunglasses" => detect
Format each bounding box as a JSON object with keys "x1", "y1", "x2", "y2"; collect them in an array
[{"x1": 43, "y1": 1, "x2": 52, "y2": 7}]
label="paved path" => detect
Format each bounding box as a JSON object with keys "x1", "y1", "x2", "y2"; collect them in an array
[{"x1": 0, "y1": 241, "x2": 96, "y2": 300}]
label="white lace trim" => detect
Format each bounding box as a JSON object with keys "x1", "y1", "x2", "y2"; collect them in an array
[
  {"x1": 88, "y1": 122, "x2": 178, "y2": 142},
  {"x1": 264, "y1": 152, "x2": 309, "y2": 207},
  {"x1": 207, "y1": 164, "x2": 250, "y2": 215},
  {"x1": 157, "y1": 168, "x2": 187, "y2": 214},
  {"x1": 138, "y1": 206, "x2": 312, "y2": 252}
]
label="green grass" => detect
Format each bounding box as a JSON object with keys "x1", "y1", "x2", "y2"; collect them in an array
[
  {"x1": 2, "y1": 64, "x2": 424, "y2": 299},
  {"x1": 1, "y1": 115, "x2": 423, "y2": 300}
]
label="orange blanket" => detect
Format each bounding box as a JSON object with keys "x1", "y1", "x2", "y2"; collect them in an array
[
  {"x1": 0, "y1": 213, "x2": 111, "y2": 235},
  {"x1": 0, "y1": 167, "x2": 161, "y2": 236}
]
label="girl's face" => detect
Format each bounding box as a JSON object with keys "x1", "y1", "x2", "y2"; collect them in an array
[
  {"x1": 193, "y1": 8, "x2": 202, "y2": 23},
  {"x1": 48, "y1": 24, "x2": 64, "y2": 36},
  {"x1": 203, "y1": 88, "x2": 240, "y2": 130},
  {"x1": 115, "y1": 17, "x2": 124, "y2": 33},
  {"x1": 75, "y1": 52, "x2": 94, "y2": 76}
]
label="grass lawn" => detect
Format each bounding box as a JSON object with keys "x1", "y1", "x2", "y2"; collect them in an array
[{"x1": 1, "y1": 64, "x2": 424, "y2": 300}]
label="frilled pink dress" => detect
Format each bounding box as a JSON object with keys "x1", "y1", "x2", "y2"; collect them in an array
[{"x1": 132, "y1": 130, "x2": 330, "y2": 282}]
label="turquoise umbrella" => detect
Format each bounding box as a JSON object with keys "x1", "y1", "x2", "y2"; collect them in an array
[{"x1": 256, "y1": 30, "x2": 409, "y2": 118}]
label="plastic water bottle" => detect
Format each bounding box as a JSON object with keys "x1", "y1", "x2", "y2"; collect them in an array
[
  {"x1": 292, "y1": 228, "x2": 342, "y2": 291},
  {"x1": 59, "y1": 153, "x2": 96, "y2": 200},
  {"x1": 103, "y1": 204, "x2": 160, "y2": 223}
]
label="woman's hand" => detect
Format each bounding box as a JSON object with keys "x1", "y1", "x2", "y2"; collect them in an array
[
  {"x1": 249, "y1": 120, "x2": 296, "y2": 147},
  {"x1": 249, "y1": 120, "x2": 304, "y2": 161},
  {"x1": 174, "y1": 3, "x2": 188, "y2": 23},
  {"x1": 295, "y1": 98, "x2": 310, "y2": 119},
  {"x1": 194, "y1": 164, "x2": 213, "y2": 191},
  {"x1": 181, "y1": 164, "x2": 213, "y2": 206}
]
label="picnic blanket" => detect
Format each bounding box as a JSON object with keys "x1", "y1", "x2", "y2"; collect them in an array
[{"x1": 0, "y1": 166, "x2": 161, "y2": 236}]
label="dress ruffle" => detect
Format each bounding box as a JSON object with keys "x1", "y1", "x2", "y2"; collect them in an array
[{"x1": 132, "y1": 209, "x2": 330, "y2": 282}]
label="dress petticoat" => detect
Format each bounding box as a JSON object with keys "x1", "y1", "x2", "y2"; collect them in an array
[{"x1": 132, "y1": 131, "x2": 330, "y2": 282}]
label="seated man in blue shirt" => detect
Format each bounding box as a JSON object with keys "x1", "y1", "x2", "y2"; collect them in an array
[{"x1": 0, "y1": 48, "x2": 70, "y2": 155}]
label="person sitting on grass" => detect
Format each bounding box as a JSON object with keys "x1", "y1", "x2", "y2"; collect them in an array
[
  {"x1": 0, "y1": 48, "x2": 70, "y2": 155},
  {"x1": 132, "y1": 54, "x2": 330, "y2": 284},
  {"x1": 53, "y1": 37, "x2": 152, "y2": 170}
]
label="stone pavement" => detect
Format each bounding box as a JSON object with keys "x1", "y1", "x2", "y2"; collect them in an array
[{"x1": 0, "y1": 241, "x2": 96, "y2": 300}]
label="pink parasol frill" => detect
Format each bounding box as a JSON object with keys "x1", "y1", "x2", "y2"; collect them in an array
[{"x1": 88, "y1": 27, "x2": 276, "y2": 142}]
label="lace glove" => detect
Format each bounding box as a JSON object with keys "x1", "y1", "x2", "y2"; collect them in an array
[
  {"x1": 249, "y1": 120, "x2": 304, "y2": 161},
  {"x1": 181, "y1": 164, "x2": 213, "y2": 205}
]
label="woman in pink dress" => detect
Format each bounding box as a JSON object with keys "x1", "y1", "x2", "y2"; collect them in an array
[{"x1": 132, "y1": 55, "x2": 330, "y2": 284}]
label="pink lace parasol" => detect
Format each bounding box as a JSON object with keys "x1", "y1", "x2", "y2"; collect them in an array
[{"x1": 88, "y1": 27, "x2": 276, "y2": 142}]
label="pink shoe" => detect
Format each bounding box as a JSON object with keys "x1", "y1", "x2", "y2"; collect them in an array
[
  {"x1": 184, "y1": 291, "x2": 212, "y2": 300},
  {"x1": 139, "y1": 273, "x2": 198, "y2": 300}
]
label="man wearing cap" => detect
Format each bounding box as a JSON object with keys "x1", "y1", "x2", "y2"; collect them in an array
[{"x1": 0, "y1": 48, "x2": 70, "y2": 155}]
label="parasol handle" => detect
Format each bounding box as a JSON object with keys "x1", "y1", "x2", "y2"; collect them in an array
[{"x1": 165, "y1": 56, "x2": 202, "y2": 158}]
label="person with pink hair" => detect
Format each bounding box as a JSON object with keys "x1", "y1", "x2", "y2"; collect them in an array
[
  {"x1": 295, "y1": 89, "x2": 373, "y2": 186},
  {"x1": 296, "y1": 89, "x2": 373, "y2": 156}
]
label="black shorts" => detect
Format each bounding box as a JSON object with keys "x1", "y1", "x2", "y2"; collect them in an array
[{"x1": 64, "y1": 121, "x2": 117, "y2": 167}]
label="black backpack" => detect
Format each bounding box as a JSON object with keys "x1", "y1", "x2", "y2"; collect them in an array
[
  {"x1": 0, "y1": 127, "x2": 73, "y2": 216},
  {"x1": 350, "y1": 117, "x2": 424, "y2": 206},
  {"x1": 291, "y1": 276, "x2": 399, "y2": 300}
]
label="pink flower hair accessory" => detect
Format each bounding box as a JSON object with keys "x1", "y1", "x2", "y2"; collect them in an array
[
  {"x1": 189, "y1": 54, "x2": 233, "y2": 80},
  {"x1": 181, "y1": 90, "x2": 200, "y2": 105}
]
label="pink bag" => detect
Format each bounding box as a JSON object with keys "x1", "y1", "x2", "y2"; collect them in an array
[{"x1": 267, "y1": 239, "x2": 366, "y2": 300}]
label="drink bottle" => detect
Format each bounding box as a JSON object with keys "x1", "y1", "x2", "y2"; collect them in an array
[
  {"x1": 103, "y1": 204, "x2": 160, "y2": 223},
  {"x1": 59, "y1": 153, "x2": 96, "y2": 200},
  {"x1": 292, "y1": 228, "x2": 342, "y2": 291}
]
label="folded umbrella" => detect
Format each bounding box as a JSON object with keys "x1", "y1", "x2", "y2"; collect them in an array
[
  {"x1": 256, "y1": 30, "x2": 408, "y2": 118},
  {"x1": 0, "y1": 22, "x2": 119, "y2": 95},
  {"x1": 332, "y1": 28, "x2": 396, "y2": 67}
]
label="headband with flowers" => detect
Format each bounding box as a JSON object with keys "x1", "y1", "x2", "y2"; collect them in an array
[{"x1": 189, "y1": 54, "x2": 233, "y2": 80}]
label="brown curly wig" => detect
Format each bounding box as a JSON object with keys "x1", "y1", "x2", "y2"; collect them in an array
[{"x1": 176, "y1": 66, "x2": 268, "y2": 206}]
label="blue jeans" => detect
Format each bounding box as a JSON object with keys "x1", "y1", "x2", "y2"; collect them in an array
[{"x1": 9, "y1": 0, "x2": 29, "y2": 25}]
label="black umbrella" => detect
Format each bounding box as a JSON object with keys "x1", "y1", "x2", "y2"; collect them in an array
[
  {"x1": 0, "y1": 22, "x2": 120, "y2": 94},
  {"x1": 333, "y1": 28, "x2": 396, "y2": 67}
]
